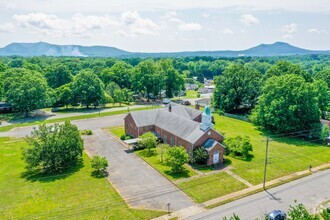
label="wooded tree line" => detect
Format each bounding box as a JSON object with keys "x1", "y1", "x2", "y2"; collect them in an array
[
  {"x1": 213, "y1": 59, "x2": 330, "y2": 134},
  {"x1": 0, "y1": 55, "x2": 329, "y2": 125},
  {"x1": 0, "y1": 57, "x2": 186, "y2": 116}
]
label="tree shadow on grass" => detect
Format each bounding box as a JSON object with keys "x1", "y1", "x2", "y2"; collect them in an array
[
  {"x1": 164, "y1": 168, "x2": 191, "y2": 179},
  {"x1": 20, "y1": 159, "x2": 84, "y2": 183},
  {"x1": 138, "y1": 149, "x2": 157, "y2": 157},
  {"x1": 91, "y1": 170, "x2": 108, "y2": 179}
]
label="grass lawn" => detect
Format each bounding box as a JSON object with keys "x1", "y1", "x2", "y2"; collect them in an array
[
  {"x1": 214, "y1": 115, "x2": 330, "y2": 185},
  {"x1": 108, "y1": 127, "x2": 125, "y2": 138},
  {"x1": 136, "y1": 148, "x2": 197, "y2": 181},
  {"x1": 178, "y1": 172, "x2": 248, "y2": 203},
  {"x1": 0, "y1": 137, "x2": 165, "y2": 219},
  {"x1": 0, "y1": 106, "x2": 158, "y2": 132},
  {"x1": 172, "y1": 90, "x2": 199, "y2": 100}
]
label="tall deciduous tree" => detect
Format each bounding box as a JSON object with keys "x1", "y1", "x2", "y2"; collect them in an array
[
  {"x1": 100, "y1": 61, "x2": 132, "y2": 87},
  {"x1": 158, "y1": 59, "x2": 184, "y2": 98},
  {"x1": 4, "y1": 69, "x2": 49, "y2": 117},
  {"x1": 113, "y1": 89, "x2": 125, "y2": 106},
  {"x1": 313, "y1": 68, "x2": 330, "y2": 88},
  {"x1": 213, "y1": 63, "x2": 262, "y2": 113},
  {"x1": 133, "y1": 60, "x2": 161, "y2": 101},
  {"x1": 264, "y1": 60, "x2": 312, "y2": 82},
  {"x1": 23, "y1": 122, "x2": 83, "y2": 173},
  {"x1": 71, "y1": 70, "x2": 105, "y2": 108},
  {"x1": 54, "y1": 83, "x2": 73, "y2": 108},
  {"x1": 252, "y1": 74, "x2": 321, "y2": 133},
  {"x1": 45, "y1": 64, "x2": 73, "y2": 88}
]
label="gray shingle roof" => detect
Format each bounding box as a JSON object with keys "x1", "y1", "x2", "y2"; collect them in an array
[
  {"x1": 128, "y1": 103, "x2": 205, "y2": 144},
  {"x1": 128, "y1": 109, "x2": 159, "y2": 127},
  {"x1": 154, "y1": 110, "x2": 206, "y2": 143},
  {"x1": 166, "y1": 102, "x2": 202, "y2": 120}
]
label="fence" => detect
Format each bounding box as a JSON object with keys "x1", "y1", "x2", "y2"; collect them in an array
[{"x1": 222, "y1": 113, "x2": 250, "y2": 122}]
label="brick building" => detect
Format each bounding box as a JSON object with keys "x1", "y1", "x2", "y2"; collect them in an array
[{"x1": 124, "y1": 103, "x2": 225, "y2": 165}]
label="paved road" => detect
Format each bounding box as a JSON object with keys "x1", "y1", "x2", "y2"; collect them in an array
[
  {"x1": 0, "y1": 114, "x2": 125, "y2": 137},
  {"x1": 83, "y1": 129, "x2": 194, "y2": 211},
  {"x1": 186, "y1": 169, "x2": 330, "y2": 220}
]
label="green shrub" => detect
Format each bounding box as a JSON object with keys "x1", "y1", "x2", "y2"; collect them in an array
[
  {"x1": 91, "y1": 155, "x2": 108, "y2": 177},
  {"x1": 193, "y1": 147, "x2": 208, "y2": 165},
  {"x1": 80, "y1": 129, "x2": 93, "y2": 135},
  {"x1": 225, "y1": 136, "x2": 253, "y2": 160}
]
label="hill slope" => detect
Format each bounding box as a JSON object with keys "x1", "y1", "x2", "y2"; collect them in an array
[{"x1": 0, "y1": 41, "x2": 329, "y2": 57}]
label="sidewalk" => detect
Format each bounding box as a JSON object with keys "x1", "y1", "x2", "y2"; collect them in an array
[{"x1": 153, "y1": 163, "x2": 330, "y2": 220}]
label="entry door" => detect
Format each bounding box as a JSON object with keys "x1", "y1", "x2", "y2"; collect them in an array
[{"x1": 213, "y1": 151, "x2": 219, "y2": 163}]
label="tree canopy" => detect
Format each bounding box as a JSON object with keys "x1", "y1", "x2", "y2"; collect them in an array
[
  {"x1": 213, "y1": 63, "x2": 262, "y2": 113},
  {"x1": 251, "y1": 74, "x2": 321, "y2": 133},
  {"x1": 71, "y1": 70, "x2": 105, "y2": 108},
  {"x1": 23, "y1": 122, "x2": 83, "y2": 173},
  {"x1": 4, "y1": 68, "x2": 49, "y2": 116}
]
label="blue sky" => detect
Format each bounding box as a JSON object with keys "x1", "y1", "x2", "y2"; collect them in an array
[{"x1": 0, "y1": 0, "x2": 329, "y2": 52}]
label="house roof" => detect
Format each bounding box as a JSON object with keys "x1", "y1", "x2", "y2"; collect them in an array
[
  {"x1": 128, "y1": 103, "x2": 207, "y2": 144},
  {"x1": 202, "y1": 139, "x2": 225, "y2": 152},
  {"x1": 165, "y1": 102, "x2": 202, "y2": 120}
]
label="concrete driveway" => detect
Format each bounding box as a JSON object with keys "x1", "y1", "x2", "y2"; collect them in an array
[{"x1": 83, "y1": 129, "x2": 195, "y2": 211}]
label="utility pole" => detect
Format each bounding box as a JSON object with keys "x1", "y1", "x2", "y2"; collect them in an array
[{"x1": 263, "y1": 137, "x2": 270, "y2": 190}]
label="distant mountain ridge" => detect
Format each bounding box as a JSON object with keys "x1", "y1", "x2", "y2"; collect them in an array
[{"x1": 0, "y1": 41, "x2": 329, "y2": 58}]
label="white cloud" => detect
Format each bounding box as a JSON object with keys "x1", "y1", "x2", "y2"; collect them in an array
[
  {"x1": 178, "y1": 22, "x2": 202, "y2": 31},
  {"x1": 162, "y1": 11, "x2": 201, "y2": 31},
  {"x1": 13, "y1": 13, "x2": 65, "y2": 30},
  {"x1": 2, "y1": 0, "x2": 330, "y2": 13},
  {"x1": 240, "y1": 14, "x2": 259, "y2": 25},
  {"x1": 282, "y1": 34, "x2": 293, "y2": 39},
  {"x1": 282, "y1": 23, "x2": 297, "y2": 34},
  {"x1": 0, "y1": 23, "x2": 15, "y2": 33},
  {"x1": 223, "y1": 28, "x2": 234, "y2": 34},
  {"x1": 12, "y1": 11, "x2": 160, "y2": 38},
  {"x1": 308, "y1": 28, "x2": 321, "y2": 34},
  {"x1": 120, "y1": 11, "x2": 161, "y2": 36},
  {"x1": 162, "y1": 11, "x2": 178, "y2": 19},
  {"x1": 281, "y1": 23, "x2": 297, "y2": 38}
]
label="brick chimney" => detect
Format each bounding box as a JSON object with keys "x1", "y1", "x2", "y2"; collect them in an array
[{"x1": 168, "y1": 103, "x2": 172, "y2": 112}]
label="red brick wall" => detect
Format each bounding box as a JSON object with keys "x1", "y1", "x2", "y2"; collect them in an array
[
  {"x1": 154, "y1": 126, "x2": 193, "y2": 151},
  {"x1": 124, "y1": 114, "x2": 139, "y2": 137},
  {"x1": 193, "y1": 128, "x2": 224, "y2": 148},
  {"x1": 206, "y1": 143, "x2": 224, "y2": 165}
]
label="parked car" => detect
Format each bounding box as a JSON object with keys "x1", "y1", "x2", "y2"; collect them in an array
[
  {"x1": 266, "y1": 210, "x2": 286, "y2": 220},
  {"x1": 0, "y1": 102, "x2": 13, "y2": 113},
  {"x1": 181, "y1": 100, "x2": 191, "y2": 106},
  {"x1": 51, "y1": 107, "x2": 60, "y2": 112},
  {"x1": 162, "y1": 99, "x2": 171, "y2": 104}
]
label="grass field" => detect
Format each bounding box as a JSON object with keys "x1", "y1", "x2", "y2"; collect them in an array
[
  {"x1": 178, "y1": 172, "x2": 247, "y2": 203},
  {"x1": 136, "y1": 148, "x2": 197, "y2": 181},
  {"x1": 0, "y1": 106, "x2": 158, "y2": 132},
  {"x1": 214, "y1": 115, "x2": 330, "y2": 185},
  {"x1": 108, "y1": 127, "x2": 125, "y2": 138},
  {"x1": 0, "y1": 137, "x2": 165, "y2": 219}
]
